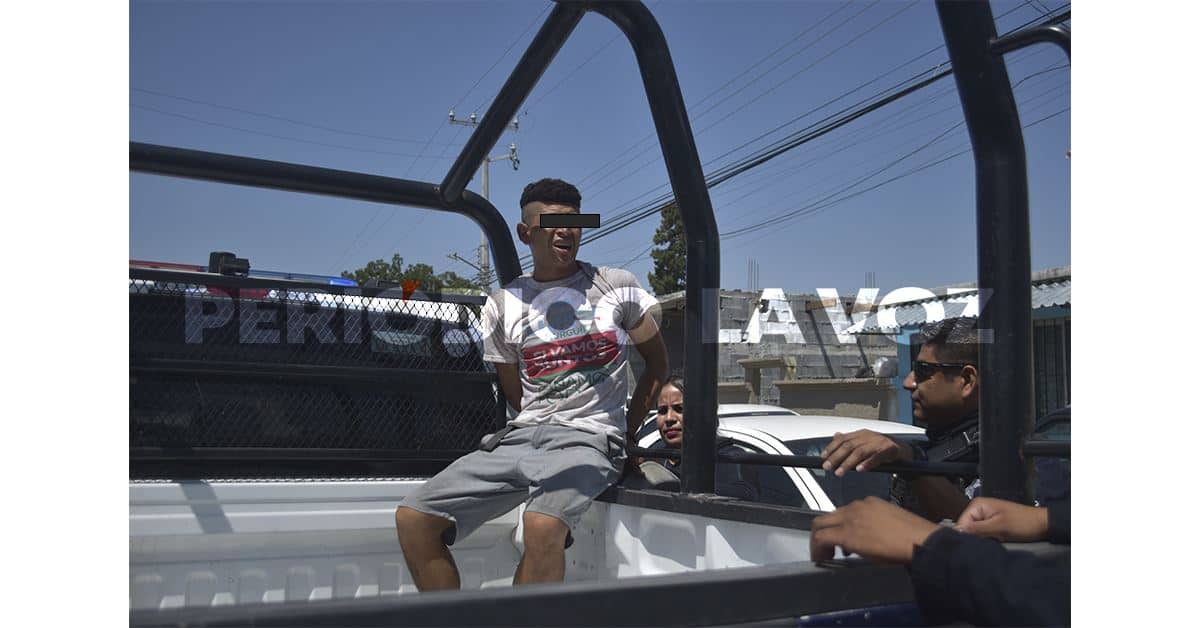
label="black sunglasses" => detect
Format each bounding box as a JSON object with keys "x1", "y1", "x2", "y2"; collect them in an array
[
  {"x1": 911, "y1": 360, "x2": 972, "y2": 381},
  {"x1": 656, "y1": 403, "x2": 684, "y2": 415}
]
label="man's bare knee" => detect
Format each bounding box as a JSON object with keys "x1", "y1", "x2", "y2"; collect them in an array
[
  {"x1": 395, "y1": 506, "x2": 451, "y2": 541},
  {"x1": 522, "y1": 512, "x2": 569, "y2": 551}
]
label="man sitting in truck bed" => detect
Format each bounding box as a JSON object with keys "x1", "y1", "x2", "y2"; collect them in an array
[
  {"x1": 395, "y1": 178, "x2": 669, "y2": 590},
  {"x1": 820, "y1": 317, "x2": 981, "y2": 522}
]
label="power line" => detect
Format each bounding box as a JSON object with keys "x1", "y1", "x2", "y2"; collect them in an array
[
  {"x1": 131, "y1": 87, "x2": 459, "y2": 148},
  {"x1": 514, "y1": 5, "x2": 1068, "y2": 269},
  {"x1": 130, "y1": 104, "x2": 460, "y2": 160},
  {"x1": 525, "y1": 0, "x2": 663, "y2": 113},
  {"x1": 715, "y1": 79, "x2": 1069, "y2": 238},
  {"x1": 531, "y1": 62, "x2": 1065, "y2": 269},
  {"x1": 574, "y1": 1, "x2": 861, "y2": 188},
  {"x1": 581, "y1": 0, "x2": 891, "y2": 193},
  {"x1": 334, "y1": 3, "x2": 549, "y2": 273},
  {"x1": 712, "y1": 57, "x2": 1067, "y2": 219},
  {"x1": 576, "y1": 0, "x2": 1036, "y2": 195},
  {"x1": 722, "y1": 106, "x2": 1071, "y2": 241},
  {"x1": 589, "y1": 9, "x2": 1068, "y2": 272},
  {"x1": 556, "y1": 54, "x2": 1065, "y2": 270},
  {"x1": 454, "y1": 3, "x2": 553, "y2": 112},
  {"x1": 580, "y1": 0, "x2": 1051, "y2": 209},
  {"x1": 593, "y1": 4, "x2": 1067, "y2": 229}
]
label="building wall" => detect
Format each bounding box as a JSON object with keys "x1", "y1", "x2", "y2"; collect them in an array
[
  {"x1": 633, "y1": 290, "x2": 901, "y2": 414},
  {"x1": 775, "y1": 379, "x2": 898, "y2": 420}
]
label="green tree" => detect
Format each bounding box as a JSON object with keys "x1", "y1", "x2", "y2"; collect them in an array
[
  {"x1": 647, "y1": 201, "x2": 686, "y2": 295},
  {"x1": 341, "y1": 254, "x2": 480, "y2": 294}
]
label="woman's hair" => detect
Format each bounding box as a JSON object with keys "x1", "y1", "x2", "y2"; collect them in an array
[{"x1": 657, "y1": 373, "x2": 685, "y2": 400}]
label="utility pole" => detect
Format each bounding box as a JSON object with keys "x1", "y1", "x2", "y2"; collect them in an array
[{"x1": 448, "y1": 110, "x2": 520, "y2": 290}]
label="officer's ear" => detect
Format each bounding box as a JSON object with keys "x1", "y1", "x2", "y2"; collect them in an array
[
  {"x1": 958, "y1": 364, "x2": 979, "y2": 399},
  {"x1": 517, "y1": 221, "x2": 532, "y2": 245}
]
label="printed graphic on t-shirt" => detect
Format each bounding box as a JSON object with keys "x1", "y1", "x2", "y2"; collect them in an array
[{"x1": 523, "y1": 330, "x2": 621, "y2": 381}]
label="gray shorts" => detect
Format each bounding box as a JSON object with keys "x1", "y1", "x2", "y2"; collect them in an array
[{"x1": 400, "y1": 423, "x2": 625, "y2": 545}]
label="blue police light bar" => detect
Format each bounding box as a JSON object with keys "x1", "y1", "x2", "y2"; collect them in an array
[{"x1": 248, "y1": 268, "x2": 359, "y2": 287}]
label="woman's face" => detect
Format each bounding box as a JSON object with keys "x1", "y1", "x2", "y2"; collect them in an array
[{"x1": 656, "y1": 384, "x2": 684, "y2": 448}]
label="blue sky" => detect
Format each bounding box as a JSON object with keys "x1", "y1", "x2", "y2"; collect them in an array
[{"x1": 130, "y1": 0, "x2": 1070, "y2": 296}]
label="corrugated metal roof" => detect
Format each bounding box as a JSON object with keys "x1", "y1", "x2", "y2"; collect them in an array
[{"x1": 846, "y1": 278, "x2": 1070, "y2": 334}]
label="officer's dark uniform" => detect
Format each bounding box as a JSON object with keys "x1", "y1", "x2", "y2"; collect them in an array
[
  {"x1": 911, "y1": 500, "x2": 1071, "y2": 626},
  {"x1": 891, "y1": 411, "x2": 981, "y2": 518}
]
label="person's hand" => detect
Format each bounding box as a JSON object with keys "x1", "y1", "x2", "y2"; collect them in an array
[
  {"x1": 820, "y1": 430, "x2": 913, "y2": 477},
  {"x1": 810, "y1": 496, "x2": 939, "y2": 564},
  {"x1": 955, "y1": 497, "x2": 1049, "y2": 542},
  {"x1": 621, "y1": 455, "x2": 642, "y2": 481}
]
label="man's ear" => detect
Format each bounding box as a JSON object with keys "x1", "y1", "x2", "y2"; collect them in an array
[
  {"x1": 517, "y1": 222, "x2": 531, "y2": 245},
  {"x1": 959, "y1": 364, "x2": 979, "y2": 398}
]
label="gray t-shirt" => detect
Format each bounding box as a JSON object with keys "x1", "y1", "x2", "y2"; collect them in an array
[{"x1": 480, "y1": 261, "x2": 658, "y2": 437}]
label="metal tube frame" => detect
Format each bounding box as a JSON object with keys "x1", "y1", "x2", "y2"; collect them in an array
[
  {"x1": 126, "y1": 0, "x2": 1074, "y2": 624},
  {"x1": 130, "y1": 142, "x2": 523, "y2": 286},
  {"x1": 130, "y1": 0, "x2": 722, "y2": 493},
  {"x1": 991, "y1": 23, "x2": 1071, "y2": 58},
  {"x1": 630, "y1": 446, "x2": 980, "y2": 478},
  {"x1": 935, "y1": 0, "x2": 1070, "y2": 503},
  {"x1": 589, "y1": 1, "x2": 721, "y2": 494}
]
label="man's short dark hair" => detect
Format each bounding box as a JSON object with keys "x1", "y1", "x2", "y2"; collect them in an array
[
  {"x1": 520, "y1": 178, "x2": 581, "y2": 212},
  {"x1": 915, "y1": 317, "x2": 979, "y2": 365}
]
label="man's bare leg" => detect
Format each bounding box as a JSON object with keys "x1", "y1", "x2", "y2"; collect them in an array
[
  {"x1": 513, "y1": 511, "x2": 569, "y2": 585},
  {"x1": 395, "y1": 506, "x2": 460, "y2": 591}
]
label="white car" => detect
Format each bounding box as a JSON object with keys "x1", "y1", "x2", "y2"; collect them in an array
[{"x1": 636, "y1": 404, "x2": 926, "y2": 511}]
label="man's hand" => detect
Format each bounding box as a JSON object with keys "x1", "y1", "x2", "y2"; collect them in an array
[
  {"x1": 810, "y1": 496, "x2": 939, "y2": 564},
  {"x1": 955, "y1": 497, "x2": 1049, "y2": 542},
  {"x1": 820, "y1": 429, "x2": 913, "y2": 477}
]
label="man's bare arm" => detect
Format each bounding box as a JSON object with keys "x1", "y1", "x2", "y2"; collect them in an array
[
  {"x1": 494, "y1": 362, "x2": 522, "y2": 414},
  {"x1": 626, "y1": 313, "x2": 668, "y2": 439}
]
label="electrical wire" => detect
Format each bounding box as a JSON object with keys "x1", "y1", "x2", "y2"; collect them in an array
[
  {"x1": 333, "y1": 2, "x2": 550, "y2": 272},
  {"x1": 582, "y1": 0, "x2": 894, "y2": 193},
  {"x1": 531, "y1": 4, "x2": 1070, "y2": 259},
  {"x1": 574, "y1": 0, "x2": 1037, "y2": 196},
  {"x1": 131, "y1": 87, "x2": 458, "y2": 148},
  {"x1": 575, "y1": 1, "x2": 864, "y2": 188},
  {"x1": 130, "y1": 104, "x2": 459, "y2": 160},
  {"x1": 574, "y1": 3, "x2": 1062, "y2": 233}
]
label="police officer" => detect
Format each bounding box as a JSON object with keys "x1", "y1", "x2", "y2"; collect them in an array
[{"x1": 820, "y1": 318, "x2": 980, "y2": 522}]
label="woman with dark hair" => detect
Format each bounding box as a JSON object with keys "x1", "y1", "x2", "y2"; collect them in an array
[{"x1": 646, "y1": 375, "x2": 759, "y2": 500}]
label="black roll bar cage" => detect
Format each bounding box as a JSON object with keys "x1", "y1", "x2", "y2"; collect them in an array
[
  {"x1": 129, "y1": 0, "x2": 1070, "y2": 497},
  {"x1": 934, "y1": 0, "x2": 1070, "y2": 504},
  {"x1": 131, "y1": 0, "x2": 1070, "y2": 622},
  {"x1": 130, "y1": 0, "x2": 725, "y2": 494}
]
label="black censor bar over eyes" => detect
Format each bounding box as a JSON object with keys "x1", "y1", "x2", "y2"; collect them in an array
[{"x1": 540, "y1": 213, "x2": 600, "y2": 228}]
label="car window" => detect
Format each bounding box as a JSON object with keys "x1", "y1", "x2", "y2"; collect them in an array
[
  {"x1": 785, "y1": 436, "x2": 923, "y2": 507},
  {"x1": 1033, "y1": 419, "x2": 1070, "y2": 441},
  {"x1": 752, "y1": 463, "x2": 809, "y2": 509}
]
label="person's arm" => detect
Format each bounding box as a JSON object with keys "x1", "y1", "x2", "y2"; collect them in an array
[
  {"x1": 821, "y1": 430, "x2": 971, "y2": 521},
  {"x1": 494, "y1": 362, "x2": 522, "y2": 414},
  {"x1": 912, "y1": 527, "x2": 1070, "y2": 626},
  {"x1": 626, "y1": 313, "x2": 668, "y2": 441},
  {"x1": 810, "y1": 497, "x2": 1069, "y2": 627},
  {"x1": 955, "y1": 496, "x2": 1048, "y2": 541},
  {"x1": 1047, "y1": 500, "x2": 1070, "y2": 544}
]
